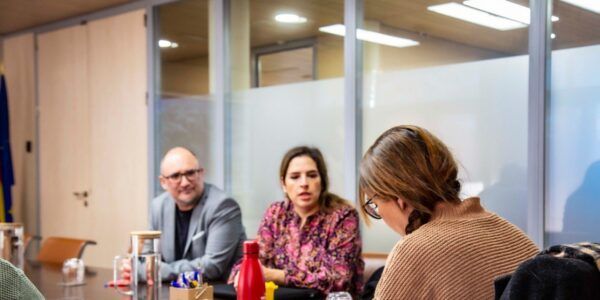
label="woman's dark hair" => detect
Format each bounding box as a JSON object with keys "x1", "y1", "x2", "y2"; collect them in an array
[
  {"x1": 280, "y1": 146, "x2": 350, "y2": 212},
  {"x1": 359, "y1": 125, "x2": 461, "y2": 234}
]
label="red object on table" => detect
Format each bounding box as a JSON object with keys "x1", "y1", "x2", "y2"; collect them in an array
[
  {"x1": 237, "y1": 240, "x2": 265, "y2": 300},
  {"x1": 104, "y1": 279, "x2": 130, "y2": 287}
]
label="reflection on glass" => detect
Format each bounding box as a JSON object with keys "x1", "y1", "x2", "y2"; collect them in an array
[
  {"x1": 257, "y1": 46, "x2": 314, "y2": 87},
  {"x1": 155, "y1": 0, "x2": 217, "y2": 189},
  {"x1": 546, "y1": 0, "x2": 600, "y2": 246},
  {"x1": 361, "y1": 0, "x2": 531, "y2": 252},
  {"x1": 230, "y1": 0, "x2": 344, "y2": 235}
]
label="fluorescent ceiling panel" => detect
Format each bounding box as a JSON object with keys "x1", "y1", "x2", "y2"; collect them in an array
[
  {"x1": 319, "y1": 24, "x2": 419, "y2": 48},
  {"x1": 428, "y1": 3, "x2": 527, "y2": 30},
  {"x1": 561, "y1": 0, "x2": 600, "y2": 13},
  {"x1": 464, "y1": 0, "x2": 559, "y2": 24}
]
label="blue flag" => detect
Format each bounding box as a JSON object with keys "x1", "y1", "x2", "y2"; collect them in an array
[{"x1": 0, "y1": 75, "x2": 14, "y2": 222}]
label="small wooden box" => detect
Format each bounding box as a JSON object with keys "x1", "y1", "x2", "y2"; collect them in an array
[{"x1": 169, "y1": 283, "x2": 214, "y2": 300}]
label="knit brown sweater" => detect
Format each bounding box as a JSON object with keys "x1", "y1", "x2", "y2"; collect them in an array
[{"x1": 374, "y1": 197, "x2": 538, "y2": 300}]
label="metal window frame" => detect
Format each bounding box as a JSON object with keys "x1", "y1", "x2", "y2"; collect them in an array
[
  {"x1": 250, "y1": 38, "x2": 318, "y2": 88},
  {"x1": 147, "y1": 6, "x2": 159, "y2": 198},
  {"x1": 213, "y1": 0, "x2": 231, "y2": 193},
  {"x1": 343, "y1": 0, "x2": 363, "y2": 202},
  {"x1": 527, "y1": 0, "x2": 552, "y2": 248}
]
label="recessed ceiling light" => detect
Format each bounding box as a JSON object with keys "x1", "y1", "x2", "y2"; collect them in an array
[
  {"x1": 428, "y1": 3, "x2": 527, "y2": 30},
  {"x1": 319, "y1": 24, "x2": 419, "y2": 48},
  {"x1": 158, "y1": 40, "x2": 171, "y2": 48},
  {"x1": 561, "y1": 0, "x2": 600, "y2": 14},
  {"x1": 551, "y1": 33, "x2": 556, "y2": 39},
  {"x1": 463, "y1": 0, "x2": 559, "y2": 24},
  {"x1": 158, "y1": 39, "x2": 178, "y2": 48},
  {"x1": 275, "y1": 13, "x2": 307, "y2": 24}
]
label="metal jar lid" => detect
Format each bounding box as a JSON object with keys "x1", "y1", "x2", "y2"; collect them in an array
[
  {"x1": 0, "y1": 223, "x2": 23, "y2": 230},
  {"x1": 130, "y1": 230, "x2": 161, "y2": 238}
]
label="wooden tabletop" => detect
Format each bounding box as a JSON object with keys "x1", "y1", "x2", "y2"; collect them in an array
[
  {"x1": 24, "y1": 261, "x2": 322, "y2": 300},
  {"x1": 24, "y1": 261, "x2": 170, "y2": 299}
]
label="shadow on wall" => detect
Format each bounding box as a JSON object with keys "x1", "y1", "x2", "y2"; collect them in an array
[
  {"x1": 561, "y1": 160, "x2": 600, "y2": 244},
  {"x1": 479, "y1": 164, "x2": 527, "y2": 231}
]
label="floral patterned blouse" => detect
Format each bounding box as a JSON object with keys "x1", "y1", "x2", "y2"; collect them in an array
[{"x1": 229, "y1": 199, "x2": 364, "y2": 295}]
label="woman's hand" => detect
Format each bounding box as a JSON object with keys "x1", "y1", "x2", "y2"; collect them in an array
[
  {"x1": 120, "y1": 259, "x2": 154, "y2": 286},
  {"x1": 233, "y1": 262, "x2": 285, "y2": 291},
  {"x1": 262, "y1": 265, "x2": 285, "y2": 285},
  {"x1": 233, "y1": 272, "x2": 240, "y2": 290}
]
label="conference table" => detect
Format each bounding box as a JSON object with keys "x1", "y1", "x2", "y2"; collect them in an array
[
  {"x1": 24, "y1": 261, "x2": 323, "y2": 300},
  {"x1": 25, "y1": 261, "x2": 154, "y2": 299}
]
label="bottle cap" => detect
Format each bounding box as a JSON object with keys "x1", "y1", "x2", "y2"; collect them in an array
[{"x1": 243, "y1": 240, "x2": 259, "y2": 254}]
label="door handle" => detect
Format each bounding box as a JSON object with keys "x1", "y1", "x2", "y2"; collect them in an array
[
  {"x1": 73, "y1": 191, "x2": 89, "y2": 197},
  {"x1": 73, "y1": 191, "x2": 89, "y2": 207}
]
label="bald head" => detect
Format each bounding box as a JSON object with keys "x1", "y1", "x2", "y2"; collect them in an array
[
  {"x1": 160, "y1": 147, "x2": 205, "y2": 211},
  {"x1": 160, "y1": 147, "x2": 199, "y2": 175}
]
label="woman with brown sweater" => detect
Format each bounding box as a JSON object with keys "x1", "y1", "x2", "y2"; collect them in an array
[{"x1": 359, "y1": 125, "x2": 539, "y2": 299}]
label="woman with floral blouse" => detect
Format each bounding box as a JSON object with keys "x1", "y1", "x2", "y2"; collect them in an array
[{"x1": 229, "y1": 146, "x2": 364, "y2": 296}]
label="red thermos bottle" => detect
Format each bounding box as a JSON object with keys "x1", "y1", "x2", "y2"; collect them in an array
[{"x1": 237, "y1": 240, "x2": 265, "y2": 300}]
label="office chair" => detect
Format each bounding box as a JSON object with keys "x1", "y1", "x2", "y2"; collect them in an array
[{"x1": 36, "y1": 236, "x2": 97, "y2": 264}]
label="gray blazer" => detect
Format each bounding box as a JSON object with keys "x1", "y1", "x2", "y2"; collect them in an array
[{"x1": 149, "y1": 183, "x2": 246, "y2": 281}]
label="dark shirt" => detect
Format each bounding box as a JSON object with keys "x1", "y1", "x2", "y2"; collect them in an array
[{"x1": 174, "y1": 206, "x2": 193, "y2": 261}]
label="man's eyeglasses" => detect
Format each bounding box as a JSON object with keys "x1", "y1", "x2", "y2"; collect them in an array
[
  {"x1": 363, "y1": 195, "x2": 382, "y2": 219},
  {"x1": 162, "y1": 169, "x2": 201, "y2": 184}
]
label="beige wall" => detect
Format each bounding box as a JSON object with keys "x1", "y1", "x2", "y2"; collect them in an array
[
  {"x1": 2, "y1": 34, "x2": 37, "y2": 236},
  {"x1": 37, "y1": 10, "x2": 148, "y2": 268}
]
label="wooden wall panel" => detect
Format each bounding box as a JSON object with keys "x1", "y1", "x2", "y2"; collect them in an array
[
  {"x1": 3, "y1": 34, "x2": 36, "y2": 235},
  {"x1": 87, "y1": 9, "x2": 148, "y2": 267},
  {"x1": 38, "y1": 25, "x2": 92, "y2": 242}
]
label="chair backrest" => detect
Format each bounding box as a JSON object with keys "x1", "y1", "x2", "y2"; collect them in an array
[
  {"x1": 23, "y1": 234, "x2": 41, "y2": 253},
  {"x1": 23, "y1": 234, "x2": 32, "y2": 251},
  {"x1": 362, "y1": 252, "x2": 388, "y2": 283},
  {"x1": 36, "y1": 237, "x2": 97, "y2": 264}
]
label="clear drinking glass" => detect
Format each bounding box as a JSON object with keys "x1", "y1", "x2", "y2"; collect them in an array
[
  {"x1": 0, "y1": 223, "x2": 24, "y2": 270},
  {"x1": 326, "y1": 291, "x2": 353, "y2": 300},
  {"x1": 112, "y1": 231, "x2": 162, "y2": 298},
  {"x1": 61, "y1": 258, "x2": 85, "y2": 286}
]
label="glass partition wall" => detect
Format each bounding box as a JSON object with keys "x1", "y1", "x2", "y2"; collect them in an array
[
  {"x1": 152, "y1": 0, "x2": 599, "y2": 250},
  {"x1": 155, "y1": 0, "x2": 217, "y2": 192},
  {"x1": 545, "y1": 0, "x2": 600, "y2": 246},
  {"x1": 360, "y1": 0, "x2": 531, "y2": 252},
  {"x1": 229, "y1": 0, "x2": 345, "y2": 235}
]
